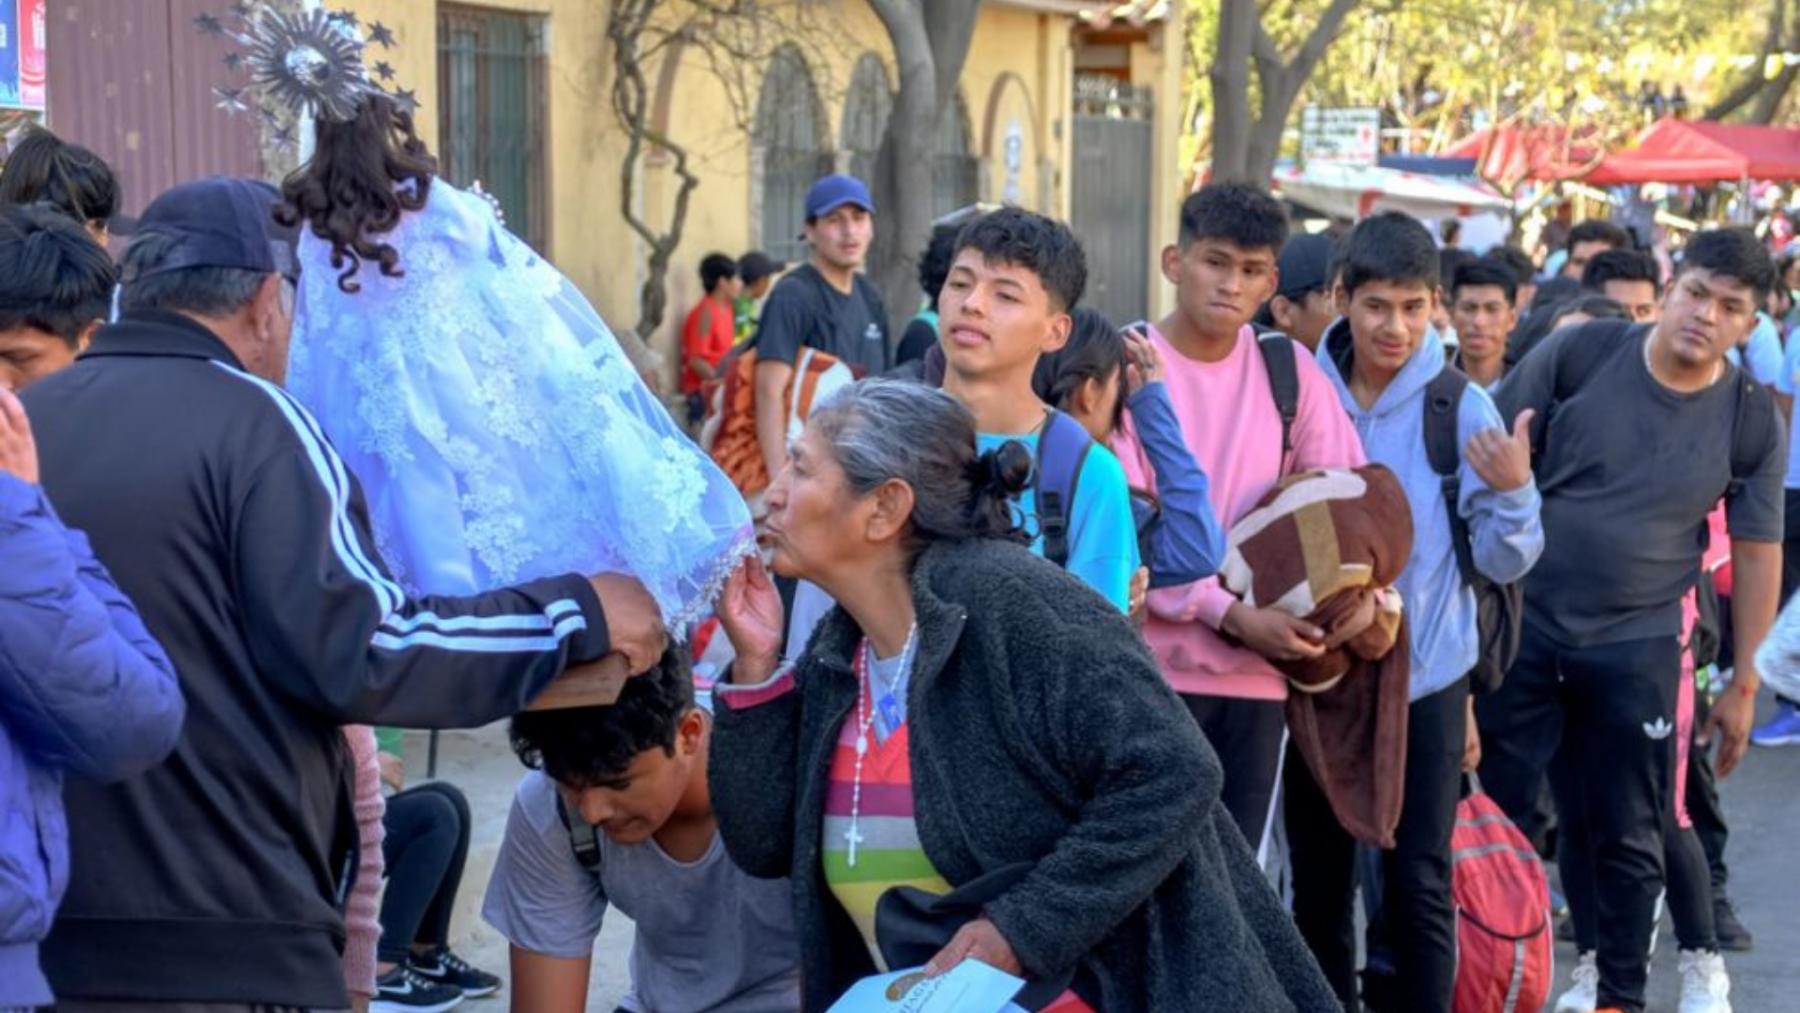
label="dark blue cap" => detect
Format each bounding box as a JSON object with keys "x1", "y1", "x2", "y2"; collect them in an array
[
  {"x1": 121, "y1": 177, "x2": 299, "y2": 284},
  {"x1": 805, "y1": 174, "x2": 875, "y2": 221}
]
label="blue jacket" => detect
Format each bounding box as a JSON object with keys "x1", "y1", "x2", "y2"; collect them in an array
[
  {"x1": 0, "y1": 473, "x2": 183, "y2": 1005},
  {"x1": 1124, "y1": 381, "x2": 1227, "y2": 588},
  {"x1": 1317, "y1": 320, "x2": 1545, "y2": 701}
]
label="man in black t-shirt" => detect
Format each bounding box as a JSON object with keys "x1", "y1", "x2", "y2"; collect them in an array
[
  {"x1": 1480, "y1": 229, "x2": 1784, "y2": 1013},
  {"x1": 753, "y1": 174, "x2": 889, "y2": 478}
]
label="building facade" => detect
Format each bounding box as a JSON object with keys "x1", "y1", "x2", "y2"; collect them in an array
[{"x1": 34, "y1": 0, "x2": 1183, "y2": 375}]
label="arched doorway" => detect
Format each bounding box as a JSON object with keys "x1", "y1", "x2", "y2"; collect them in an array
[
  {"x1": 841, "y1": 53, "x2": 892, "y2": 186},
  {"x1": 756, "y1": 46, "x2": 830, "y2": 264},
  {"x1": 933, "y1": 92, "x2": 979, "y2": 218}
]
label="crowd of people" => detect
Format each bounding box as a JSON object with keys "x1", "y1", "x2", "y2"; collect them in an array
[{"x1": 4, "y1": 48, "x2": 1800, "y2": 1013}]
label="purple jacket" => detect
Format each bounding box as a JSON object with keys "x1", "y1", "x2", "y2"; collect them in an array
[{"x1": 0, "y1": 473, "x2": 183, "y2": 1005}]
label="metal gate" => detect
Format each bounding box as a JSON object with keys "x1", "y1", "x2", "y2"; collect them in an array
[{"x1": 1070, "y1": 76, "x2": 1153, "y2": 327}]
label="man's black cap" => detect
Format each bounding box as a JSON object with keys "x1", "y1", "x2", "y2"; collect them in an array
[
  {"x1": 1276, "y1": 233, "x2": 1333, "y2": 300},
  {"x1": 120, "y1": 177, "x2": 299, "y2": 284},
  {"x1": 737, "y1": 250, "x2": 786, "y2": 286}
]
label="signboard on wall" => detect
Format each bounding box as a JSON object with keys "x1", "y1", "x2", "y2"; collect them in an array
[{"x1": 1301, "y1": 106, "x2": 1381, "y2": 167}]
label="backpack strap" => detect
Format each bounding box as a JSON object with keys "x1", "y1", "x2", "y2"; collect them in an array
[
  {"x1": 1727, "y1": 370, "x2": 1776, "y2": 503},
  {"x1": 554, "y1": 791, "x2": 601, "y2": 872},
  {"x1": 1424, "y1": 366, "x2": 1479, "y2": 589},
  {"x1": 1257, "y1": 333, "x2": 1300, "y2": 472},
  {"x1": 1036, "y1": 409, "x2": 1095, "y2": 569}
]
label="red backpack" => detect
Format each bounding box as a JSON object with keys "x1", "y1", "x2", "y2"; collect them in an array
[{"x1": 1452, "y1": 789, "x2": 1553, "y2": 1013}]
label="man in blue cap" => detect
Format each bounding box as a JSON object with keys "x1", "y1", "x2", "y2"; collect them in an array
[
  {"x1": 22, "y1": 177, "x2": 666, "y2": 1010},
  {"x1": 752, "y1": 173, "x2": 889, "y2": 479}
]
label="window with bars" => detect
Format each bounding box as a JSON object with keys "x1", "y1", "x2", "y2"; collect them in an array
[
  {"x1": 756, "y1": 45, "x2": 831, "y2": 265},
  {"x1": 841, "y1": 53, "x2": 891, "y2": 187},
  {"x1": 933, "y1": 93, "x2": 978, "y2": 218},
  {"x1": 437, "y1": 4, "x2": 549, "y2": 251}
]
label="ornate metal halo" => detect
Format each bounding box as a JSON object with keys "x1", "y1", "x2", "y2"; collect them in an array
[{"x1": 242, "y1": 7, "x2": 372, "y2": 123}]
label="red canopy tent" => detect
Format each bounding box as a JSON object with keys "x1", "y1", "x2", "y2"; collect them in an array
[
  {"x1": 1441, "y1": 124, "x2": 1607, "y2": 186},
  {"x1": 1585, "y1": 119, "x2": 1800, "y2": 185}
]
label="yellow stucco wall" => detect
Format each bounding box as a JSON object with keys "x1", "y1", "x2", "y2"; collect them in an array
[{"x1": 345, "y1": 0, "x2": 1083, "y2": 374}]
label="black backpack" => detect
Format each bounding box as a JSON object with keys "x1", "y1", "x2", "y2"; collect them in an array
[
  {"x1": 1256, "y1": 332, "x2": 1302, "y2": 472},
  {"x1": 1422, "y1": 366, "x2": 1525, "y2": 695}
]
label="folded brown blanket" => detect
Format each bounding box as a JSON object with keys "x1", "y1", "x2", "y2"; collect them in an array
[{"x1": 1218, "y1": 465, "x2": 1415, "y2": 847}]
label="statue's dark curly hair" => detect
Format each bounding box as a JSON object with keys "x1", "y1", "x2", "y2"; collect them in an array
[{"x1": 274, "y1": 93, "x2": 437, "y2": 293}]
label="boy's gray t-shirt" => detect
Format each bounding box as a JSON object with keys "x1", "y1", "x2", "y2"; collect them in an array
[{"x1": 482, "y1": 770, "x2": 802, "y2": 1013}]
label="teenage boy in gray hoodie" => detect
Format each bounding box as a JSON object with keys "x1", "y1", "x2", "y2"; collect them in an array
[{"x1": 1295, "y1": 212, "x2": 1545, "y2": 1013}]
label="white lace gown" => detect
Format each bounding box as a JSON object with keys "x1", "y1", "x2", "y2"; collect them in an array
[{"x1": 286, "y1": 181, "x2": 754, "y2": 631}]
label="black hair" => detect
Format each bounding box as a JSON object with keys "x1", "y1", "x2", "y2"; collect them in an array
[
  {"x1": 811, "y1": 378, "x2": 1030, "y2": 556},
  {"x1": 1482, "y1": 246, "x2": 1536, "y2": 288},
  {"x1": 1505, "y1": 294, "x2": 1629, "y2": 367},
  {"x1": 275, "y1": 93, "x2": 438, "y2": 293},
  {"x1": 1581, "y1": 248, "x2": 1661, "y2": 295},
  {"x1": 699, "y1": 252, "x2": 738, "y2": 293},
  {"x1": 1325, "y1": 232, "x2": 1352, "y2": 289},
  {"x1": 119, "y1": 230, "x2": 266, "y2": 317},
  {"x1": 951, "y1": 207, "x2": 1086, "y2": 311},
  {"x1": 1451, "y1": 259, "x2": 1519, "y2": 305},
  {"x1": 1529, "y1": 275, "x2": 1582, "y2": 312},
  {"x1": 0, "y1": 128, "x2": 121, "y2": 228},
  {"x1": 1676, "y1": 228, "x2": 1778, "y2": 303},
  {"x1": 1178, "y1": 182, "x2": 1289, "y2": 253},
  {"x1": 1032, "y1": 306, "x2": 1127, "y2": 429},
  {"x1": 1566, "y1": 219, "x2": 1630, "y2": 253},
  {"x1": 918, "y1": 223, "x2": 962, "y2": 308},
  {"x1": 508, "y1": 648, "x2": 695, "y2": 789},
  {"x1": 1438, "y1": 248, "x2": 1476, "y2": 291},
  {"x1": 1338, "y1": 212, "x2": 1439, "y2": 296},
  {"x1": 1552, "y1": 294, "x2": 1630, "y2": 326},
  {"x1": 0, "y1": 203, "x2": 118, "y2": 345}
]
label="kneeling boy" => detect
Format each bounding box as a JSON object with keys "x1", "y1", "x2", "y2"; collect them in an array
[{"x1": 484, "y1": 651, "x2": 801, "y2": 1012}]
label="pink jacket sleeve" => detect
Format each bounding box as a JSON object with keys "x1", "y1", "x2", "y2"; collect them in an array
[{"x1": 342, "y1": 725, "x2": 387, "y2": 998}]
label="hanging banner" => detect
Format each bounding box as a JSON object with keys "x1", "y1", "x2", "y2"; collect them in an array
[
  {"x1": 18, "y1": 0, "x2": 42, "y2": 109},
  {"x1": 0, "y1": 0, "x2": 20, "y2": 109}
]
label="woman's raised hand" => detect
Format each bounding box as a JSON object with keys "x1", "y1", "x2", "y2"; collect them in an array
[{"x1": 718, "y1": 555, "x2": 786, "y2": 685}]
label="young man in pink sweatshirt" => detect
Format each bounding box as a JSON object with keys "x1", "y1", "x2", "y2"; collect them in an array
[{"x1": 1114, "y1": 184, "x2": 1366, "y2": 861}]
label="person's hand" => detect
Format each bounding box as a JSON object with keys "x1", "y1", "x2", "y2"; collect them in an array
[
  {"x1": 1123, "y1": 328, "x2": 1165, "y2": 395},
  {"x1": 1702, "y1": 675, "x2": 1758, "y2": 778},
  {"x1": 587, "y1": 573, "x2": 668, "y2": 674},
  {"x1": 924, "y1": 917, "x2": 1022, "y2": 977},
  {"x1": 1128, "y1": 566, "x2": 1150, "y2": 625},
  {"x1": 1465, "y1": 409, "x2": 1535, "y2": 493},
  {"x1": 377, "y1": 751, "x2": 404, "y2": 793},
  {"x1": 1221, "y1": 602, "x2": 1327, "y2": 660},
  {"x1": 0, "y1": 385, "x2": 39, "y2": 485},
  {"x1": 1462, "y1": 697, "x2": 1482, "y2": 773},
  {"x1": 718, "y1": 556, "x2": 785, "y2": 685}
]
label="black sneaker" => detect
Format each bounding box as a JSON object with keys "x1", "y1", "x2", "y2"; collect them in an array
[
  {"x1": 1714, "y1": 897, "x2": 1755, "y2": 952},
  {"x1": 410, "y1": 946, "x2": 502, "y2": 999},
  {"x1": 371, "y1": 964, "x2": 463, "y2": 1013}
]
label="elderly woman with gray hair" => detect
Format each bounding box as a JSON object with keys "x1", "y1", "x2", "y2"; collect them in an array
[{"x1": 710, "y1": 378, "x2": 1336, "y2": 1012}]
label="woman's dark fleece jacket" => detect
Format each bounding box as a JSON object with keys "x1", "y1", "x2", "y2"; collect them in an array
[{"x1": 710, "y1": 538, "x2": 1339, "y2": 1012}]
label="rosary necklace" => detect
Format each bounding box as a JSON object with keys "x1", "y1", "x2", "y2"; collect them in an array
[{"x1": 844, "y1": 622, "x2": 918, "y2": 868}]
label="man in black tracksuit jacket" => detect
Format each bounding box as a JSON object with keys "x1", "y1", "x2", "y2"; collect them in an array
[{"x1": 22, "y1": 179, "x2": 665, "y2": 1007}]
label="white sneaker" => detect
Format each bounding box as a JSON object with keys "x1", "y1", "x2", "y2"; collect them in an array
[
  {"x1": 1678, "y1": 949, "x2": 1733, "y2": 1013},
  {"x1": 1554, "y1": 951, "x2": 1598, "y2": 1013}
]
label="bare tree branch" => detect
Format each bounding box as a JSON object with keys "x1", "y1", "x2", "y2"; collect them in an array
[{"x1": 1704, "y1": 0, "x2": 1790, "y2": 120}]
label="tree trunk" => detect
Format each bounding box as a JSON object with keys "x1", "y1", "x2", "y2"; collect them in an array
[
  {"x1": 1209, "y1": 0, "x2": 1257, "y2": 183},
  {"x1": 865, "y1": 0, "x2": 981, "y2": 338},
  {"x1": 1214, "y1": 0, "x2": 1362, "y2": 191}
]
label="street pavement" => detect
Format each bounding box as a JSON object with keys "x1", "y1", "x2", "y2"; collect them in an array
[{"x1": 415, "y1": 688, "x2": 1800, "y2": 1012}]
